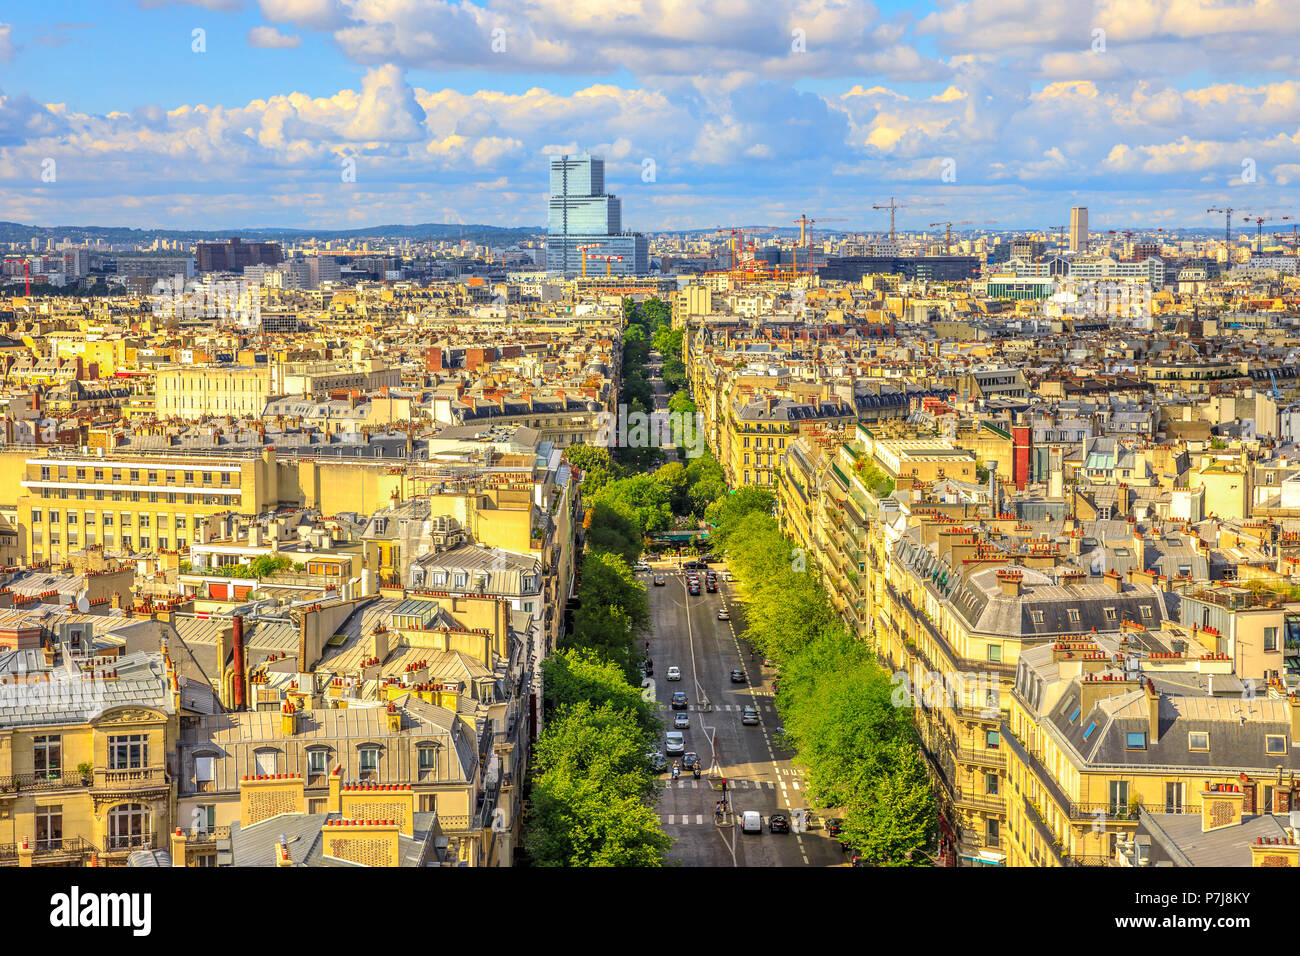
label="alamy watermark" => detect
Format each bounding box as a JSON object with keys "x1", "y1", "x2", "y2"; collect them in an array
[
  {"x1": 150, "y1": 275, "x2": 262, "y2": 326},
  {"x1": 891, "y1": 669, "x2": 1000, "y2": 717},
  {"x1": 598, "y1": 404, "x2": 705, "y2": 458}
]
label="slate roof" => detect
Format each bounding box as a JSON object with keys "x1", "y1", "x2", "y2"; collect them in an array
[
  {"x1": 1142, "y1": 812, "x2": 1291, "y2": 867},
  {"x1": 226, "y1": 810, "x2": 441, "y2": 866}
]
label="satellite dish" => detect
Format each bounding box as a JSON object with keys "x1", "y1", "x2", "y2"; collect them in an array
[{"x1": 76, "y1": 591, "x2": 90, "y2": 613}]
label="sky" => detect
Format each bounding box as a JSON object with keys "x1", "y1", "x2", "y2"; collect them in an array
[{"x1": 2, "y1": 0, "x2": 1300, "y2": 235}]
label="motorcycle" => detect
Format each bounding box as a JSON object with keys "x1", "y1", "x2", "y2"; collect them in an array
[{"x1": 693, "y1": 766, "x2": 701, "y2": 779}]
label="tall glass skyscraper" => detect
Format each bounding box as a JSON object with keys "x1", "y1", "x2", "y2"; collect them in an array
[{"x1": 546, "y1": 154, "x2": 648, "y2": 276}]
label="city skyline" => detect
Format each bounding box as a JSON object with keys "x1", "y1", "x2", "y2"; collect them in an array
[{"x1": 1, "y1": 1, "x2": 1299, "y2": 232}]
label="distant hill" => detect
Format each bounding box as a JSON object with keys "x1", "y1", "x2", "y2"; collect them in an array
[{"x1": 0, "y1": 221, "x2": 544, "y2": 245}]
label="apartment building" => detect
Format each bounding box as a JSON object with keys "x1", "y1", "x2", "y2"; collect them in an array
[
  {"x1": 0, "y1": 643, "x2": 180, "y2": 867},
  {"x1": 155, "y1": 364, "x2": 273, "y2": 419}
]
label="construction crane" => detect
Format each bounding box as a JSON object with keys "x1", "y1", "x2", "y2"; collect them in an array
[
  {"x1": 3, "y1": 258, "x2": 31, "y2": 296},
  {"x1": 588, "y1": 254, "x2": 624, "y2": 277},
  {"x1": 1207, "y1": 207, "x2": 1241, "y2": 246},
  {"x1": 928, "y1": 220, "x2": 994, "y2": 255},
  {"x1": 576, "y1": 243, "x2": 605, "y2": 278},
  {"x1": 1269, "y1": 370, "x2": 1282, "y2": 402},
  {"x1": 793, "y1": 215, "x2": 848, "y2": 248},
  {"x1": 873, "y1": 197, "x2": 943, "y2": 243},
  {"x1": 1247, "y1": 214, "x2": 1291, "y2": 249}
]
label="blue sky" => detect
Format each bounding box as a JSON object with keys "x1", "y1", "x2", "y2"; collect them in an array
[{"x1": 2, "y1": 1, "x2": 1299, "y2": 234}]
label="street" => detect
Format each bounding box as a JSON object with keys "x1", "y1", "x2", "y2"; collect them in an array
[{"x1": 642, "y1": 563, "x2": 846, "y2": 867}]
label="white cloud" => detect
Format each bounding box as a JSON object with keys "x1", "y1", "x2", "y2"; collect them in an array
[
  {"x1": 248, "y1": 25, "x2": 302, "y2": 48},
  {"x1": 0, "y1": 23, "x2": 16, "y2": 63}
]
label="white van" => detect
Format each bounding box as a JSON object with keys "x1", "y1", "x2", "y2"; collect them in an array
[
  {"x1": 665, "y1": 731, "x2": 685, "y2": 755},
  {"x1": 741, "y1": 811, "x2": 762, "y2": 834}
]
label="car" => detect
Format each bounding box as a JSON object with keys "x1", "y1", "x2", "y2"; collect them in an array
[
  {"x1": 665, "y1": 731, "x2": 685, "y2": 755},
  {"x1": 682, "y1": 752, "x2": 700, "y2": 770},
  {"x1": 717, "y1": 608, "x2": 730, "y2": 621},
  {"x1": 666, "y1": 665, "x2": 681, "y2": 681},
  {"x1": 730, "y1": 669, "x2": 746, "y2": 683},
  {"x1": 699, "y1": 553, "x2": 714, "y2": 564},
  {"x1": 645, "y1": 660, "x2": 654, "y2": 676},
  {"x1": 682, "y1": 559, "x2": 705, "y2": 570},
  {"x1": 653, "y1": 574, "x2": 666, "y2": 586},
  {"x1": 826, "y1": 818, "x2": 844, "y2": 837},
  {"x1": 688, "y1": 584, "x2": 700, "y2": 596},
  {"x1": 633, "y1": 562, "x2": 651, "y2": 572},
  {"x1": 706, "y1": 581, "x2": 717, "y2": 593},
  {"x1": 648, "y1": 751, "x2": 668, "y2": 773},
  {"x1": 673, "y1": 712, "x2": 690, "y2": 729},
  {"x1": 740, "y1": 811, "x2": 762, "y2": 834},
  {"x1": 769, "y1": 812, "x2": 791, "y2": 834},
  {"x1": 741, "y1": 706, "x2": 760, "y2": 725},
  {"x1": 671, "y1": 692, "x2": 688, "y2": 710}
]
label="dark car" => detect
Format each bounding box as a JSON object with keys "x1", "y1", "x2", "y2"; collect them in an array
[
  {"x1": 671, "y1": 692, "x2": 688, "y2": 710},
  {"x1": 688, "y1": 584, "x2": 701, "y2": 596},
  {"x1": 826, "y1": 818, "x2": 844, "y2": 837},
  {"x1": 705, "y1": 580, "x2": 717, "y2": 593},
  {"x1": 769, "y1": 812, "x2": 790, "y2": 834},
  {"x1": 644, "y1": 659, "x2": 654, "y2": 676},
  {"x1": 682, "y1": 752, "x2": 701, "y2": 770},
  {"x1": 653, "y1": 574, "x2": 666, "y2": 587},
  {"x1": 730, "y1": 669, "x2": 746, "y2": 683}
]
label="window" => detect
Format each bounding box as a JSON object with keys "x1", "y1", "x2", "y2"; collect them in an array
[
  {"x1": 194, "y1": 804, "x2": 216, "y2": 833},
  {"x1": 985, "y1": 818, "x2": 999, "y2": 846},
  {"x1": 307, "y1": 749, "x2": 329, "y2": 777},
  {"x1": 33, "y1": 734, "x2": 62, "y2": 776},
  {"x1": 31, "y1": 509, "x2": 41, "y2": 523},
  {"x1": 985, "y1": 772, "x2": 999, "y2": 796},
  {"x1": 1083, "y1": 721, "x2": 1098, "y2": 740},
  {"x1": 1165, "y1": 782, "x2": 1185, "y2": 813},
  {"x1": 36, "y1": 805, "x2": 63, "y2": 851},
  {"x1": 1068, "y1": 706, "x2": 1081, "y2": 723},
  {"x1": 418, "y1": 746, "x2": 437, "y2": 772},
  {"x1": 1030, "y1": 609, "x2": 1044, "y2": 625},
  {"x1": 1109, "y1": 780, "x2": 1129, "y2": 816},
  {"x1": 985, "y1": 729, "x2": 1000, "y2": 749},
  {"x1": 1265, "y1": 627, "x2": 1278, "y2": 652},
  {"x1": 195, "y1": 755, "x2": 214, "y2": 791},
  {"x1": 986, "y1": 645, "x2": 1002, "y2": 663},
  {"x1": 1188, "y1": 732, "x2": 1209, "y2": 752},
  {"x1": 1104, "y1": 607, "x2": 1117, "y2": 621},
  {"x1": 254, "y1": 750, "x2": 277, "y2": 776},
  {"x1": 108, "y1": 734, "x2": 148, "y2": 770},
  {"x1": 359, "y1": 747, "x2": 380, "y2": 779},
  {"x1": 107, "y1": 803, "x2": 151, "y2": 850},
  {"x1": 1125, "y1": 731, "x2": 1147, "y2": 750},
  {"x1": 1067, "y1": 608, "x2": 1080, "y2": 624},
  {"x1": 1139, "y1": 604, "x2": 1153, "y2": 619},
  {"x1": 1266, "y1": 734, "x2": 1287, "y2": 756}
]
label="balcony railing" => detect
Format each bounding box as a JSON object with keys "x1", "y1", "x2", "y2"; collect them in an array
[
  {"x1": 178, "y1": 826, "x2": 231, "y2": 846},
  {"x1": 957, "y1": 748, "x2": 1007, "y2": 769},
  {"x1": 952, "y1": 790, "x2": 1006, "y2": 814},
  {"x1": 0, "y1": 771, "x2": 90, "y2": 793},
  {"x1": 95, "y1": 767, "x2": 167, "y2": 789}
]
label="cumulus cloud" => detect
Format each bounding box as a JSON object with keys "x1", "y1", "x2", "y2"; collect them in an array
[{"x1": 248, "y1": 25, "x2": 302, "y2": 48}]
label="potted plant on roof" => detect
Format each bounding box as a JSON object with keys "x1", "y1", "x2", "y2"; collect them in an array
[{"x1": 77, "y1": 762, "x2": 93, "y2": 786}]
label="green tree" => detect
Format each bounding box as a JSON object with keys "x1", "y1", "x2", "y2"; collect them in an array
[
  {"x1": 595, "y1": 474, "x2": 674, "y2": 535},
  {"x1": 583, "y1": 500, "x2": 643, "y2": 565},
  {"x1": 840, "y1": 740, "x2": 937, "y2": 866},
  {"x1": 565, "y1": 550, "x2": 650, "y2": 675},
  {"x1": 526, "y1": 773, "x2": 671, "y2": 867},
  {"x1": 652, "y1": 461, "x2": 690, "y2": 515},
  {"x1": 543, "y1": 648, "x2": 660, "y2": 734}
]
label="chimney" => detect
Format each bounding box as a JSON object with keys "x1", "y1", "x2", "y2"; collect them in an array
[
  {"x1": 328, "y1": 765, "x2": 343, "y2": 814},
  {"x1": 1201, "y1": 782, "x2": 1245, "y2": 833},
  {"x1": 280, "y1": 700, "x2": 298, "y2": 735},
  {"x1": 386, "y1": 700, "x2": 402, "y2": 733},
  {"x1": 1145, "y1": 678, "x2": 1161, "y2": 744},
  {"x1": 231, "y1": 615, "x2": 247, "y2": 712},
  {"x1": 171, "y1": 828, "x2": 187, "y2": 867},
  {"x1": 996, "y1": 568, "x2": 1022, "y2": 597},
  {"x1": 1290, "y1": 694, "x2": 1300, "y2": 747},
  {"x1": 1103, "y1": 570, "x2": 1123, "y2": 593}
]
